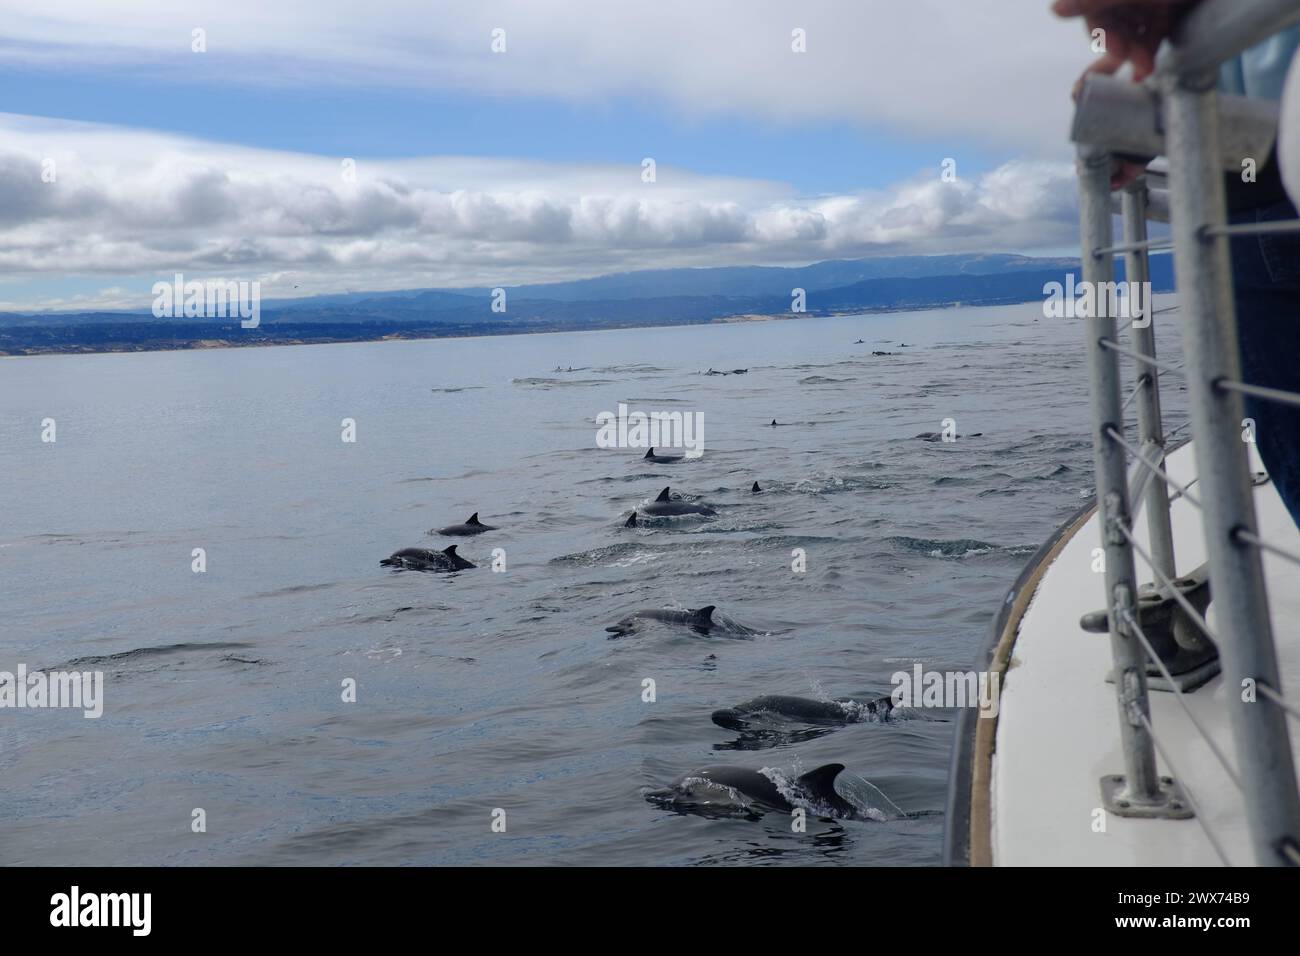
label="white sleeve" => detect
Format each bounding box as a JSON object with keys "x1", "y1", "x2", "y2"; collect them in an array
[{"x1": 1281, "y1": 51, "x2": 1300, "y2": 206}]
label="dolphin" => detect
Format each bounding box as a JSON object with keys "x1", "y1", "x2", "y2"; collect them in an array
[
  {"x1": 914, "y1": 432, "x2": 983, "y2": 442},
  {"x1": 624, "y1": 512, "x2": 638, "y2": 528},
  {"x1": 605, "y1": 605, "x2": 756, "y2": 638},
  {"x1": 647, "y1": 763, "x2": 858, "y2": 820},
  {"x1": 380, "y1": 544, "x2": 475, "y2": 572},
  {"x1": 643, "y1": 447, "x2": 684, "y2": 464},
  {"x1": 751, "y1": 481, "x2": 761, "y2": 493},
  {"x1": 710, "y1": 694, "x2": 895, "y2": 731},
  {"x1": 431, "y1": 512, "x2": 496, "y2": 536},
  {"x1": 638, "y1": 486, "x2": 717, "y2": 518}
]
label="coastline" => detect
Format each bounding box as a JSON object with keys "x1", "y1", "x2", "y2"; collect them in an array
[{"x1": 0, "y1": 300, "x2": 1009, "y2": 359}]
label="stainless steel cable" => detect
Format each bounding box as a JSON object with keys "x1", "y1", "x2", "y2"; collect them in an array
[
  {"x1": 1116, "y1": 304, "x2": 1180, "y2": 337},
  {"x1": 1216, "y1": 377, "x2": 1300, "y2": 411},
  {"x1": 1203, "y1": 219, "x2": 1300, "y2": 239},
  {"x1": 1120, "y1": 607, "x2": 1243, "y2": 791},
  {"x1": 1256, "y1": 682, "x2": 1300, "y2": 724},
  {"x1": 1099, "y1": 337, "x2": 1185, "y2": 377},
  {"x1": 1232, "y1": 526, "x2": 1300, "y2": 572},
  {"x1": 1122, "y1": 373, "x2": 1155, "y2": 411},
  {"x1": 1105, "y1": 426, "x2": 1203, "y2": 508},
  {"x1": 1138, "y1": 713, "x2": 1235, "y2": 866},
  {"x1": 1117, "y1": 521, "x2": 1219, "y2": 662},
  {"x1": 1093, "y1": 237, "x2": 1176, "y2": 257}
]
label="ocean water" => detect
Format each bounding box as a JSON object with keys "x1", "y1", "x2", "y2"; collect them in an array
[{"x1": 0, "y1": 299, "x2": 1186, "y2": 866}]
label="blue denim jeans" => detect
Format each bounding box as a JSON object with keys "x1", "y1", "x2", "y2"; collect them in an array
[{"x1": 1230, "y1": 196, "x2": 1300, "y2": 529}]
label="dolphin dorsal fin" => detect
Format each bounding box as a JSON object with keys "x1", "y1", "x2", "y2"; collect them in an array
[
  {"x1": 644, "y1": 448, "x2": 654, "y2": 458},
  {"x1": 443, "y1": 545, "x2": 459, "y2": 556},
  {"x1": 693, "y1": 605, "x2": 716, "y2": 623},
  {"x1": 770, "y1": 419, "x2": 777, "y2": 426},
  {"x1": 467, "y1": 513, "x2": 481, "y2": 525},
  {"x1": 624, "y1": 512, "x2": 637, "y2": 528},
  {"x1": 655, "y1": 487, "x2": 671, "y2": 502},
  {"x1": 751, "y1": 481, "x2": 760, "y2": 492},
  {"x1": 796, "y1": 763, "x2": 846, "y2": 800}
]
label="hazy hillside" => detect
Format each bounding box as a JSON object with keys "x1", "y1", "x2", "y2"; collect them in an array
[{"x1": 0, "y1": 252, "x2": 1176, "y2": 355}]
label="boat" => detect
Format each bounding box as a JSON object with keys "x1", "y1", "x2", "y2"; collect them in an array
[{"x1": 945, "y1": 0, "x2": 1300, "y2": 867}]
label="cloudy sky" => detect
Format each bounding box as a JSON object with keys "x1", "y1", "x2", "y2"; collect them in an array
[{"x1": 0, "y1": 1, "x2": 1096, "y2": 311}]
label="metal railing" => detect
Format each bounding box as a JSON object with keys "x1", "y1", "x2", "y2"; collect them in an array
[{"x1": 1072, "y1": 0, "x2": 1300, "y2": 866}]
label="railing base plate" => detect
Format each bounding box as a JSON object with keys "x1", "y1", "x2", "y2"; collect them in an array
[{"x1": 1100, "y1": 774, "x2": 1196, "y2": 819}]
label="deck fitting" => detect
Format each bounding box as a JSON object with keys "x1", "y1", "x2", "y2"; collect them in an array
[{"x1": 1100, "y1": 774, "x2": 1196, "y2": 819}]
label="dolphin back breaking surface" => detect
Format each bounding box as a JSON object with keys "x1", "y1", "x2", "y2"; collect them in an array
[
  {"x1": 380, "y1": 545, "x2": 476, "y2": 572},
  {"x1": 605, "y1": 605, "x2": 759, "y2": 638},
  {"x1": 711, "y1": 694, "x2": 895, "y2": 731},
  {"x1": 646, "y1": 763, "x2": 862, "y2": 820},
  {"x1": 637, "y1": 486, "x2": 718, "y2": 518},
  {"x1": 431, "y1": 512, "x2": 498, "y2": 536}
]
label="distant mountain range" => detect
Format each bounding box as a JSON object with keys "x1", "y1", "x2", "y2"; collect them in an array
[
  {"x1": 0, "y1": 253, "x2": 1176, "y2": 355},
  {"x1": 265, "y1": 252, "x2": 1088, "y2": 311}
]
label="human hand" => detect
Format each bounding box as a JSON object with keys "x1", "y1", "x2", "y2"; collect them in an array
[
  {"x1": 1053, "y1": 1, "x2": 1200, "y2": 188},
  {"x1": 1052, "y1": 0, "x2": 1198, "y2": 90}
]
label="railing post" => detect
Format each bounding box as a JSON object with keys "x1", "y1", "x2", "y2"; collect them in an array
[
  {"x1": 1121, "y1": 183, "x2": 1178, "y2": 581},
  {"x1": 1162, "y1": 73, "x2": 1300, "y2": 865},
  {"x1": 1078, "y1": 145, "x2": 1174, "y2": 816}
]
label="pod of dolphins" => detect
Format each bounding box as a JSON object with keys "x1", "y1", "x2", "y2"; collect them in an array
[{"x1": 378, "y1": 432, "x2": 901, "y2": 823}]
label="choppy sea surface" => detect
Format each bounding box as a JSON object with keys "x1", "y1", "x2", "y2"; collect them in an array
[{"x1": 0, "y1": 298, "x2": 1186, "y2": 865}]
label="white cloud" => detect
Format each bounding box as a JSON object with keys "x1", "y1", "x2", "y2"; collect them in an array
[
  {"x1": 2, "y1": 1, "x2": 1093, "y2": 154},
  {"x1": 0, "y1": 113, "x2": 1080, "y2": 310}
]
